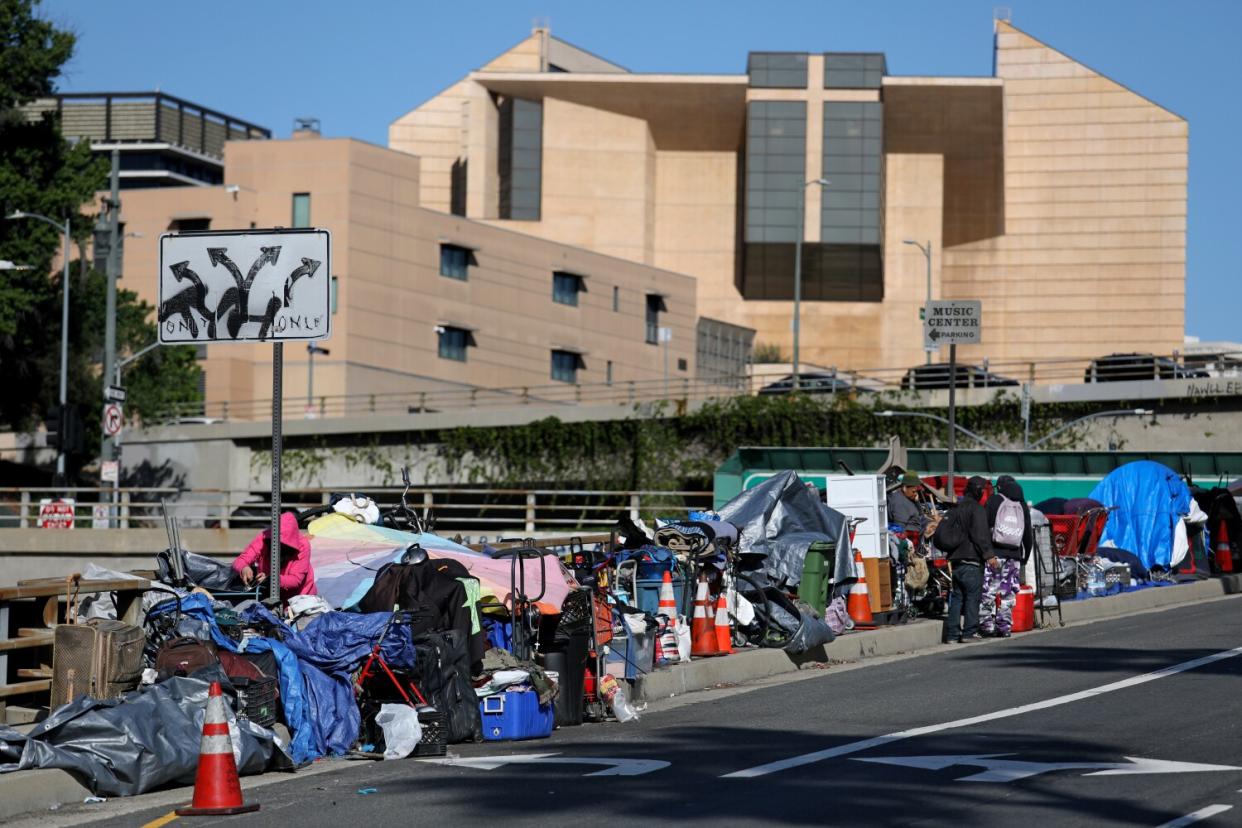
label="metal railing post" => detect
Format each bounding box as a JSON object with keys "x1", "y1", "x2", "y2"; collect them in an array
[
  {"x1": 120, "y1": 491, "x2": 131, "y2": 529},
  {"x1": 628, "y1": 381, "x2": 636, "y2": 404},
  {"x1": 470, "y1": 389, "x2": 478, "y2": 408},
  {"x1": 629, "y1": 493, "x2": 640, "y2": 522},
  {"x1": 521, "y1": 387, "x2": 530, "y2": 405},
  {"x1": 19, "y1": 491, "x2": 29, "y2": 528},
  {"x1": 525, "y1": 492, "x2": 536, "y2": 534}
]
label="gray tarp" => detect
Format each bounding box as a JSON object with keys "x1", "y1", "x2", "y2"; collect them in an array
[
  {"x1": 0, "y1": 672, "x2": 292, "y2": 796},
  {"x1": 717, "y1": 470, "x2": 851, "y2": 589}
]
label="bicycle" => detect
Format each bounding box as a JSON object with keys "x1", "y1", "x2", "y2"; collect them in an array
[{"x1": 379, "y1": 466, "x2": 436, "y2": 536}]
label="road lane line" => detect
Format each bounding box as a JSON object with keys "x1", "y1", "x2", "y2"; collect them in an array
[
  {"x1": 724, "y1": 645, "x2": 1242, "y2": 778},
  {"x1": 1156, "y1": 804, "x2": 1233, "y2": 827},
  {"x1": 141, "y1": 812, "x2": 180, "y2": 828}
]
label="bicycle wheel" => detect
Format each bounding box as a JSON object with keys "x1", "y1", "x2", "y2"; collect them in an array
[{"x1": 728, "y1": 572, "x2": 771, "y2": 648}]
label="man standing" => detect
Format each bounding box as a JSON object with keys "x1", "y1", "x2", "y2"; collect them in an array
[
  {"x1": 940, "y1": 476, "x2": 999, "y2": 643},
  {"x1": 981, "y1": 475, "x2": 1033, "y2": 637}
]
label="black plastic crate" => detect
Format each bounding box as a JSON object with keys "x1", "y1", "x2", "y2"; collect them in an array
[
  {"x1": 414, "y1": 707, "x2": 448, "y2": 757},
  {"x1": 234, "y1": 676, "x2": 278, "y2": 729}
]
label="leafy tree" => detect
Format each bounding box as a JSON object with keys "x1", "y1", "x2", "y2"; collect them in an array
[{"x1": 0, "y1": 0, "x2": 200, "y2": 474}]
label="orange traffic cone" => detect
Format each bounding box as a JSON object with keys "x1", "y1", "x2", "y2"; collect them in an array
[
  {"x1": 846, "y1": 551, "x2": 876, "y2": 630},
  {"x1": 690, "y1": 579, "x2": 722, "y2": 657},
  {"x1": 657, "y1": 571, "x2": 680, "y2": 662},
  {"x1": 1215, "y1": 521, "x2": 1234, "y2": 574},
  {"x1": 176, "y1": 682, "x2": 260, "y2": 816},
  {"x1": 714, "y1": 594, "x2": 733, "y2": 654}
]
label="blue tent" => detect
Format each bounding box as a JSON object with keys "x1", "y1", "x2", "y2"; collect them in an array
[{"x1": 1089, "y1": 460, "x2": 1192, "y2": 570}]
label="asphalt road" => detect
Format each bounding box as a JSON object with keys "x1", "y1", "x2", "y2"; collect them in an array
[{"x1": 79, "y1": 598, "x2": 1242, "y2": 827}]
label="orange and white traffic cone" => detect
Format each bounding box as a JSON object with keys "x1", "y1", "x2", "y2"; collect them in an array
[
  {"x1": 1215, "y1": 521, "x2": 1234, "y2": 574},
  {"x1": 176, "y1": 681, "x2": 260, "y2": 816},
  {"x1": 846, "y1": 551, "x2": 876, "y2": 630},
  {"x1": 714, "y1": 594, "x2": 733, "y2": 654},
  {"x1": 657, "y1": 571, "x2": 680, "y2": 662},
  {"x1": 690, "y1": 579, "x2": 722, "y2": 657}
]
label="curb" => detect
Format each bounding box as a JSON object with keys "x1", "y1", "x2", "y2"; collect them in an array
[{"x1": 634, "y1": 576, "x2": 1242, "y2": 702}]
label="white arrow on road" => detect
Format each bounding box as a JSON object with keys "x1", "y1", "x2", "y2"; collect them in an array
[
  {"x1": 854, "y1": 754, "x2": 1242, "y2": 783},
  {"x1": 422, "y1": 752, "x2": 669, "y2": 777}
]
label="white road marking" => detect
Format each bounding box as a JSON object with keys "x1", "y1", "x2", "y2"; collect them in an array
[
  {"x1": 423, "y1": 752, "x2": 669, "y2": 777},
  {"x1": 724, "y1": 645, "x2": 1242, "y2": 778},
  {"x1": 1156, "y1": 804, "x2": 1233, "y2": 827},
  {"x1": 852, "y1": 754, "x2": 1242, "y2": 783}
]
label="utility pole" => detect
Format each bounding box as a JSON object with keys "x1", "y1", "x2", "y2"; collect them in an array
[{"x1": 100, "y1": 150, "x2": 121, "y2": 523}]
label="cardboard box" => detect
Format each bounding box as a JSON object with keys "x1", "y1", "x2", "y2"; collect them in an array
[{"x1": 864, "y1": 557, "x2": 894, "y2": 613}]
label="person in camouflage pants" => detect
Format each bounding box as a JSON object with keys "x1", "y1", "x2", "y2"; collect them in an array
[{"x1": 979, "y1": 558, "x2": 1021, "y2": 636}]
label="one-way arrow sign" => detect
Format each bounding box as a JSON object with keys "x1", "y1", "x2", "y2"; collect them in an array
[
  {"x1": 854, "y1": 753, "x2": 1242, "y2": 783},
  {"x1": 423, "y1": 752, "x2": 669, "y2": 777}
]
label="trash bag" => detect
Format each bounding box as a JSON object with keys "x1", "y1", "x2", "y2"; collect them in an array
[
  {"x1": 157, "y1": 549, "x2": 245, "y2": 592},
  {"x1": 376, "y1": 704, "x2": 423, "y2": 760},
  {"x1": 783, "y1": 599, "x2": 836, "y2": 654}
]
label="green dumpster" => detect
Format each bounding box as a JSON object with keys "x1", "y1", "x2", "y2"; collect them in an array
[{"x1": 798, "y1": 541, "x2": 835, "y2": 616}]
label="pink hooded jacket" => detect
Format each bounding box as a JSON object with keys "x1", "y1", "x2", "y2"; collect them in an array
[{"x1": 232, "y1": 512, "x2": 317, "y2": 601}]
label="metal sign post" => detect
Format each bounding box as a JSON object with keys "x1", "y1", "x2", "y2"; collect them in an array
[
  {"x1": 922, "y1": 299, "x2": 983, "y2": 499},
  {"x1": 270, "y1": 342, "x2": 283, "y2": 603},
  {"x1": 158, "y1": 228, "x2": 332, "y2": 605}
]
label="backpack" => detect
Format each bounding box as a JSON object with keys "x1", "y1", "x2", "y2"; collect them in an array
[
  {"x1": 991, "y1": 494, "x2": 1025, "y2": 547},
  {"x1": 932, "y1": 509, "x2": 965, "y2": 553}
]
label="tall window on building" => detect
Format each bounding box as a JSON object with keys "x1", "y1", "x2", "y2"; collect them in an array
[
  {"x1": 437, "y1": 326, "x2": 471, "y2": 362},
  {"x1": 292, "y1": 193, "x2": 311, "y2": 227},
  {"x1": 498, "y1": 97, "x2": 542, "y2": 220},
  {"x1": 645, "y1": 294, "x2": 665, "y2": 345},
  {"x1": 551, "y1": 349, "x2": 582, "y2": 383},
  {"x1": 440, "y1": 244, "x2": 470, "y2": 280},
  {"x1": 552, "y1": 271, "x2": 584, "y2": 306},
  {"x1": 815, "y1": 100, "x2": 884, "y2": 301},
  {"x1": 741, "y1": 100, "x2": 806, "y2": 300}
]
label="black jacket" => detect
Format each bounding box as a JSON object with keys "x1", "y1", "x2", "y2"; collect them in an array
[
  {"x1": 949, "y1": 477, "x2": 996, "y2": 565},
  {"x1": 986, "y1": 475, "x2": 1033, "y2": 562}
]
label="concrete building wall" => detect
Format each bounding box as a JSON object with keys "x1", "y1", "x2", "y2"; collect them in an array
[
  {"x1": 940, "y1": 21, "x2": 1187, "y2": 364},
  {"x1": 115, "y1": 135, "x2": 696, "y2": 415}
]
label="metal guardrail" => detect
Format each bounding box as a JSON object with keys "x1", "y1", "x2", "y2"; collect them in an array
[
  {"x1": 144, "y1": 350, "x2": 1242, "y2": 426},
  {"x1": 0, "y1": 487, "x2": 713, "y2": 534}
]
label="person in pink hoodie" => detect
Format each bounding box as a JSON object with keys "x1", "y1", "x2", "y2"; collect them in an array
[{"x1": 231, "y1": 512, "x2": 317, "y2": 601}]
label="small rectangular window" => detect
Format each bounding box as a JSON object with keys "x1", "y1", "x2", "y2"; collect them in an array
[
  {"x1": 552, "y1": 271, "x2": 584, "y2": 306},
  {"x1": 551, "y1": 349, "x2": 582, "y2": 383},
  {"x1": 678, "y1": 358, "x2": 688, "y2": 372},
  {"x1": 437, "y1": 326, "x2": 471, "y2": 362},
  {"x1": 440, "y1": 244, "x2": 470, "y2": 280},
  {"x1": 606, "y1": 360, "x2": 613, "y2": 385},
  {"x1": 292, "y1": 193, "x2": 311, "y2": 227},
  {"x1": 645, "y1": 294, "x2": 665, "y2": 345},
  {"x1": 612, "y1": 285, "x2": 620, "y2": 312}
]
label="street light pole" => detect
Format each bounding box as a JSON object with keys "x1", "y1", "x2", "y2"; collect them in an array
[
  {"x1": 1026, "y1": 409, "x2": 1153, "y2": 450},
  {"x1": 874, "y1": 410, "x2": 1004, "y2": 451},
  {"x1": 793, "y1": 178, "x2": 830, "y2": 392},
  {"x1": 7, "y1": 211, "x2": 72, "y2": 481},
  {"x1": 903, "y1": 239, "x2": 933, "y2": 365},
  {"x1": 101, "y1": 150, "x2": 121, "y2": 468}
]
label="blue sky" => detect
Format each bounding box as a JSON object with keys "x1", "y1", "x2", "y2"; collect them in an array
[{"x1": 43, "y1": 0, "x2": 1240, "y2": 342}]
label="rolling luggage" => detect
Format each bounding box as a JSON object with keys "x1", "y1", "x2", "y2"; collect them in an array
[{"x1": 50, "y1": 619, "x2": 146, "y2": 708}]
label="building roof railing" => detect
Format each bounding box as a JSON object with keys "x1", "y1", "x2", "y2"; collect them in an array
[{"x1": 22, "y1": 91, "x2": 271, "y2": 160}]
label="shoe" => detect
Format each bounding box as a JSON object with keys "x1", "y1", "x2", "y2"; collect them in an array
[
  {"x1": 995, "y1": 631, "x2": 1012, "y2": 638},
  {"x1": 955, "y1": 634, "x2": 985, "y2": 643}
]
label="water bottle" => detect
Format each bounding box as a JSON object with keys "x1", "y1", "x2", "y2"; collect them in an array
[
  {"x1": 598, "y1": 674, "x2": 639, "y2": 723},
  {"x1": 1088, "y1": 566, "x2": 1105, "y2": 597}
]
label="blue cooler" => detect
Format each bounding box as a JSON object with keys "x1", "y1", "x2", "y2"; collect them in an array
[
  {"x1": 479, "y1": 688, "x2": 554, "y2": 741},
  {"x1": 635, "y1": 574, "x2": 687, "y2": 617}
]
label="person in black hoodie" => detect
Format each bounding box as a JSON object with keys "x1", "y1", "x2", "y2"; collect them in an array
[
  {"x1": 943, "y1": 476, "x2": 998, "y2": 643},
  {"x1": 981, "y1": 475, "x2": 1033, "y2": 637}
]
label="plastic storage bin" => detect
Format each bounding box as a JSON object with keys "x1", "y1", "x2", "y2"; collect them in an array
[
  {"x1": 479, "y1": 688, "x2": 554, "y2": 741},
  {"x1": 635, "y1": 574, "x2": 687, "y2": 617}
]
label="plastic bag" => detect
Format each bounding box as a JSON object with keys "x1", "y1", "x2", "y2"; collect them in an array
[
  {"x1": 674, "y1": 616, "x2": 692, "y2": 663},
  {"x1": 375, "y1": 704, "x2": 422, "y2": 760},
  {"x1": 784, "y1": 600, "x2": 836, "y2": 654},
  {"x1": 824, "y1": 596, "x2": 852, "y2": 635}
]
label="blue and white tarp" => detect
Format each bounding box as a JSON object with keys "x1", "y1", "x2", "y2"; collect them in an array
[{"x1": 1089, "y1": 460, "x2": 1192, "y2": 571}]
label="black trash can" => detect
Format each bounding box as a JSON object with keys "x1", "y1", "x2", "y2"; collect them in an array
[{"x1": 537, "y1": 629, "x2": 589, "y2": 727}]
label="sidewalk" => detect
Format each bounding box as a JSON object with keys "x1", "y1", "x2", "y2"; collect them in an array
[{"x1": 2, "y1": 576, "x2": 1238, "y2": 822}]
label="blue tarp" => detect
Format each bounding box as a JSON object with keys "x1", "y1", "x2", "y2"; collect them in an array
[
  {"x1": 1089, "y1": 460, "x2": 1192, "y2": 570},
  {"x1": 147, "y1": 594, "x2": 416, "y2": 763}
]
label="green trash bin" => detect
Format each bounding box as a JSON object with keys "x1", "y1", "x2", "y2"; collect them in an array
[{"x1": 798, "y1": 541, "x2": 835, "y2": 616}]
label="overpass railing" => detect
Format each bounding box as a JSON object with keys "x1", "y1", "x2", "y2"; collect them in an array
[
  {"x1": 144, "y1": 350, "x2": 1242, "y2": 425},
  {"x1": 0, "y1": 486, "x2": 713, "y2": 535}
]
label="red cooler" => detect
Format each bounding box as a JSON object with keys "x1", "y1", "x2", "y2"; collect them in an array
[{"x1": 1012, "y1": 585, "x2": 1035, "y2": 633}]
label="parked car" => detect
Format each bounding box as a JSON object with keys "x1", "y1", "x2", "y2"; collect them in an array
[
  {"x1": 758, "y1": 371, "x2": 872, "y2": 395},
  {"x1": 900, "y1": 363, "x2": 1019, "y2": 390},
  {"x1": 1084, "y1": 353, "x2": 1208, "y2": 383}
]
